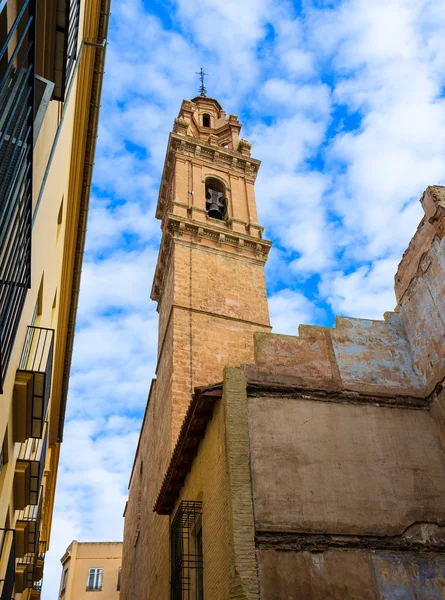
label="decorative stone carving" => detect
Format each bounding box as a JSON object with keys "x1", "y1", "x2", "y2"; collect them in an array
[
  {"x1": 173, "y1": 117, "x2": 189, "y2": 135},
  {"x1": 238, "y1": 138, "x2": 252, "y2": 157}
]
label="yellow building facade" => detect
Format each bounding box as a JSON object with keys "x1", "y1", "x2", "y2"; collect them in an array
[
  {"x1": 0, "y1": 0, "x2": 110, "y2": 597},
  {"x1": 59, "y1": 542, "x2": 122, "y2": 600}
]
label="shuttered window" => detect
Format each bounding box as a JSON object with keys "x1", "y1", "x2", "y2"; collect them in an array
[{"x1": 0, "y1": 0, "x2": 54, "y2": 391}]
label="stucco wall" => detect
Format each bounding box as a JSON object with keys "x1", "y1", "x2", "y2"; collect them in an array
[
  {"x1": 62, "y1": 541, "x2": 122, "y2": 600},
  {"x1": 258, "y1": 549, "x2": 445, "y2": 600},
  {"x1": 248, "y1": 396, "x2": 445, "y2": 536}
]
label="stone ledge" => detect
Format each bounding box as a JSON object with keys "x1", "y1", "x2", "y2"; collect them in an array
[
  {"x1": 256, "y1": 522, "x2": 445, "y2": 552},
  {"x1": 151, "y1": 215, "x2": 272, "y2": 302}
]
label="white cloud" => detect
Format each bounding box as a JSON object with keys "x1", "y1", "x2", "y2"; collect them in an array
[
  {"x1": 319, "y1": 257, "x2": 399, "y2": 319},
  {"x1": 269, "y1": 288, "x2": 323, "y2": 335}
]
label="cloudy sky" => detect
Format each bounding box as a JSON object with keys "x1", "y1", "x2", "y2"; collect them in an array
[{"x1": 42, "y1": 0, "x2": 445, "y2": 596}]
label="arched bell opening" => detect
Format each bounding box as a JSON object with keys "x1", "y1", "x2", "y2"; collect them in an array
[
  {"x1": 205, "y1": 178, "x2": 228, "y2": 221},
  {"x1": 202, "y1": 113, "x2": 211, "y2": 127}
]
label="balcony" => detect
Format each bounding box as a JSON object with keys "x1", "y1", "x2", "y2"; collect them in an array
[
  {"x1": 30, "y1": 580, "x2": 42, "y2": 599},
  {"x1": 34, "y1": 540, "x2": 46, "y2": 582},
  {"x1": 15, "y1": 495, "x2": 43, "y2": 593},
  {"x1": 14, "y1": 423, "x2": 47, "y2": 511},
  {"x1": 0, "y1": 529, "x2": 15, "y2": 600},
  {"x1": 53, "y1": 0, "x2": 81, "y2": 100},
  {"x1": 13, "y1": 326, "x2": 54, "y2": 442},
  {"x1": 15, "y1": 493, "x2": 42, "y2": 559}
]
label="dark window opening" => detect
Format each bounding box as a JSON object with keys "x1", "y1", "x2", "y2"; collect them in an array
[
  {"x1": 205, "y1": 178, "x2": 227, "y2": 221},
  {"x1": 195, "y1": 523, "x2": 203, "y2": 600},
  {"x1": 202, "y1": 113, "x2": 210, "y2": 127},
  {"x1": 170, "y1": 501, "x2": 203, "y2": 600}
]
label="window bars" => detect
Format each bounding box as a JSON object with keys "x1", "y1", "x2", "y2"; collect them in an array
[
  {"x1": 54, "y1": 0, "x2": 81, "y2": 101},
  {"x1": 170, "y1": 501, "x2": 203, "y2": 600},
  {"x1": 16, "y1": 421, "x2": 48, "y2": 506},
  {"x1": 0, "y1": 0, "x2": 36, "y2": 391}
]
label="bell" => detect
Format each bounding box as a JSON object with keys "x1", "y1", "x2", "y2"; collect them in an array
[{"x1": 208, "y1": 203, "x2": 223, "y2": 219}]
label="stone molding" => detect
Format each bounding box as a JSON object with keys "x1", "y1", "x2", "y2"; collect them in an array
[
  {"x1": 151, "y1": 214, "x2": 272, "y2": 302},
  {"x1": 156, "y1": 133, "x2": 261, "y2": 219}
]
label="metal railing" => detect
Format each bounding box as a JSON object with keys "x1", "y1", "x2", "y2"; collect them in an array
[
  {"x1": 0, "y1": 529, "x2": 15, "y2": 600},
  {"x1": 0, "y1": 0, "x2": 36, "y2": 391},
  {"x1": 16, "y1": 423, "x2": 47, "y2": 506},
  {"x1": 16, "y1": 490, "x2": 43, "y2": 589},
  {"x1": 18, "y1": 326, "x2": 54, "y2": 439},
  {"x1": 37, "y1": 540, "x2": 46, "y2": 560},
  {"x1": 65, "y1": 0, "x2": 81, "y2": 94},
  {"x1": 54, "y1": 0, "x2": 80, "y2": 101}
]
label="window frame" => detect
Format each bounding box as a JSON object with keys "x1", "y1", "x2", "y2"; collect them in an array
[{"x1": 86, "y1": 567, "x2": 103, "y2": 591}]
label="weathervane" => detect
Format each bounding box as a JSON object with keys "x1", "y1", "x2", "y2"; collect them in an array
[{"x1": 195, "y1": 67, "x2": 208, "y2": 97}]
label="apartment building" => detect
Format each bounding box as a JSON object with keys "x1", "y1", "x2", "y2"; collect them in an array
[
  {"x1": 0, "y1": 0, "x2": 110, "y2": 597},
  {"x1": 59, "y1": 542, "x2": 122, "y2": 600}
]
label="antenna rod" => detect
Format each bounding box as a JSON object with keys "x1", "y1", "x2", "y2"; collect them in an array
[{"x1": 195, "y1": 68, "x2": 208, "y2": 96}]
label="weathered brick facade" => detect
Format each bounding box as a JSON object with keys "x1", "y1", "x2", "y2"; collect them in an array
[
  {"x1": 122, "y1": 91, "x2": 445, "y2": 599},
  {"x1": 121, "y1": 96, "x2": 271, "y2": 600}
]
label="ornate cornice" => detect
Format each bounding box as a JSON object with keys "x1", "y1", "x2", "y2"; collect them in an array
[
  {"x1": 155, "y1": 133, "x2": 261, "y2": 219},
  {"x1": 151, "y1": 214, "x2": 272, "y2": 302}
]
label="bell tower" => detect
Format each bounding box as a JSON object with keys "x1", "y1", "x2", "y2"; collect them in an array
[
  {"x1": 121, "y1": 96, "x2": 272, "y2": 600},
  {"x1": 152, "y1": 95, "x2": 271, "y2": 452}
]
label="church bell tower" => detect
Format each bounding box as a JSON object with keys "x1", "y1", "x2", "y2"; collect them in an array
[
  {"x1": 121, "y1": 94, "x2": 272, "y2": 600},
  {"x1": 152, "y1": 94, "x2": 272, "y2": 453}
]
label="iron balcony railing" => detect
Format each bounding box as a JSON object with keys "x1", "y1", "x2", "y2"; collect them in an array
[
  {"x1": 54, "y1": 0, "x2": 80, "y2": 101},
  {"x1": 17, "y1": 326, "x2": 54, "y2": 439},
  {"x1": 0, "y1": 0, "x2": 36, "y2": 392},
  {"x1": 16, "y1": 422, "x2": 48, "y2": 507},
  {"x1": 16, "y1": 490, "x2": 43, "y2": 590},
  {"x1": 0, "y1": 529, "x2": 15, "y2": 600},
  {"x1": 37, "y1": 540, "x2": 46, "y2": 561}
]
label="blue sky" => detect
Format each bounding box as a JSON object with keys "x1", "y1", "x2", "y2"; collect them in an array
[{"x1": 42, "y1": 0, "x2": 445, "y2": 596}]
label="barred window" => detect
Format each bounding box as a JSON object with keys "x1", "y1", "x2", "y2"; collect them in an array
[{"x1": 170, "y1": 501, "x2": 203, "y2": 600}]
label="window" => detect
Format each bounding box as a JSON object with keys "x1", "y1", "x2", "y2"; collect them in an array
[
  {"x1": 202, "y1": 113, "x2": 210, "y2": 127},
  {"x1": 57, "y1": 196, "x2": 64, "y2": 240},
  {"x1": 205, "y1": 178, "x2": 227, "y2": 221},
  {"x1": 0, "y1": 427, "x2": 8, "y2": 475},
  {"x1": 170, "y1": 501, "x2": 203, "y2": 600},
  {"x1": 51, "y1": 289, "x2": 58, "y2": 324},
  {"x1": 86, "y1": 568, "x2": 103, "y2": 591},
  {"x1": 195, "y1": 521, "x2": 204, "y2": 600},
  {"x1": 60, "y1": 567, "x2": 69, "y2": 596}
]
